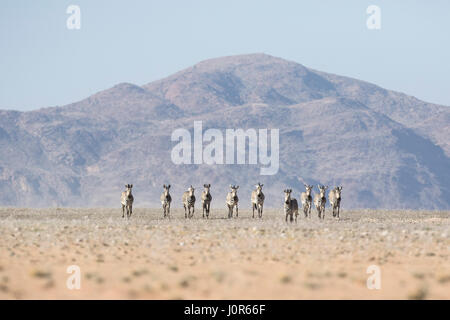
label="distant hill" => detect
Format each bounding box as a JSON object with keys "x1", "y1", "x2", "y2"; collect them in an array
[{"x1": 0, "y1": 53, "x2": 449, "y2": 209}]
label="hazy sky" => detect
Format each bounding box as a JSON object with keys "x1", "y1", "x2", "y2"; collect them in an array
[{"x1": 1, "y1": 0, "x2": 449, "y2": 111}]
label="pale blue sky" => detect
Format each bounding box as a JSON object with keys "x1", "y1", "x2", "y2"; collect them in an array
[{"x1": 1, "y1": 0, "x2": 449, "y2": 111}]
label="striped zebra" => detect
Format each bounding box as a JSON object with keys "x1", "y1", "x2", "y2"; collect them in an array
[
  {"x1": 226, "y1": 185, "x2": 239, "y2": 218},
  {"x1": 251, "y1": 182, "x2": 265, "y2": 218},
  {"x1": 314, "y1": 185, "x2": 328, "y2": 219},
  {"x1": 160, "y1": 184, "x2": 172, "y2": 218},
  {"x1": 201, "y1": 184, "x2": 212, "y2": 219},
  {"x1": 121, "y1": 184, "x2": 134, "y2": 218},
  {"x1": 182, "y1": 185, "x2": 196, "y2": 219},
  {"x1": 284, "y1": 189, "x2": 298, "y2": 223},
  {"x1": 329, "y1": 186, "x2": 343, "y2": 219},
  {"x1": 300, "y1": 184, "x2": 313, "y2": 218}
]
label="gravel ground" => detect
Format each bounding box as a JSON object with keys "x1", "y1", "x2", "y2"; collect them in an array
[{"x1": 0, "y1": 208, "x2": 448, "y2": 299}]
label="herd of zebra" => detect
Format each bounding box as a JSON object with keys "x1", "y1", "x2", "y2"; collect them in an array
[{"x1": 121, "y1": 183, "x2": 343, "y2": 222}]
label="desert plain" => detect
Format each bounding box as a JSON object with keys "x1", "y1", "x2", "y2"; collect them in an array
[{"x1": 0, "y1": 208, "x2": 448, "y2": 299}]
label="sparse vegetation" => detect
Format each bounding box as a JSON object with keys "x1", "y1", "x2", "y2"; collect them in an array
[{"x1": 0, "y1": 208, "x2": 448, "y2": 299}]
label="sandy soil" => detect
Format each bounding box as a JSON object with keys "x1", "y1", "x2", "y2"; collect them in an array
[{"x1": 0, "y1": 208, "x2": 448, "y2": 300}]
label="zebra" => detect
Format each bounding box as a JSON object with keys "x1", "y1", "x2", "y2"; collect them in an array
[
  {"x1": 251, "y1": 182, "x2": 265, "y2": 218},
  {"x1": 329, "y1": 186, "x2": 343, "y2": 219},
  {"x1": 121, "y1": 184, "x2": 134, "y2": 218},
  {"x1": 160, "y1": 184, "x2": 172, "y2": 218},
  {"x1": 201, "y1": 184, "x2": 212, "y2": 219},
  {"x1": 300, "y1": 184, "x2": 313, "y2": 218},
  {"x1": 226, "y1": 185, "x2": 239, "y2": 218},
  {"x1": 182, "y1": 185, "x2": 196, "y2": 219},
  {"x1": 313, "y1": 185, "x2": 328, "y2": 219},
  {"x1": 283, "y1": 189, "x2": 299, "y2": 223}
]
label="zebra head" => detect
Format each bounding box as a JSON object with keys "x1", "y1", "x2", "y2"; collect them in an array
[
  {"x1": 255, "y1": 182, "x2": 264, "y2": 195},
  {"x1": 334, "y1": 186, "x2": 343, "y2": 199},
  {"x1": 203, "y1": 184, "x2": 211, "y2": 194},
  {"x1": 304, "y1": 184, "x2": 313, "y2": 196},
  {"x1": 284, "y1": 189, "x2": 292, "y2": 204},
  {"x1": 229, "y1": 185, "x2": 239, "y2": 196},
  {"x1": 188, "y1": 185, "x2": 195, "y2": 196},
  {"x1": 125, "y1": 184, "x2": 133, "y2": 196},
  {"x1": 317, "y1": 185, "x2": 328, "y2": 198},
  {"x1": 163, "y1": 184, "x2": 171, "y2": 197}
]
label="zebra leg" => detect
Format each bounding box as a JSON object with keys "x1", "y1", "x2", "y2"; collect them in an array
[
  {"x1": 122, "y1": 205, "x2": 125, "y2": 218},
  {"x1": 236, "y1": 206, "x2": 238, "y2": 218},
  {"x1": 184, "y1": 205, "x2": 187, "y2": 219},
  {"x1": 260, "y1": 205, "x2": 263, "y2": 218},
  {"x1": 337, "y1": 206, "x2": 340, "y2": 219},
  {"x1": 207, "y1": 203, "x2": 210, "y2": 218},
  {"x1": 252, "y1": 204, "x2": 255, "y2": 218}
]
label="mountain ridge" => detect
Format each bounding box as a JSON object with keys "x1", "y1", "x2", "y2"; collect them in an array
[{"x1": 0, "y1": 53, "x2": 449, "y2": 209}]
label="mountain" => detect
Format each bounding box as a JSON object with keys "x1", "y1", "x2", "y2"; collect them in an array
[{"x1": 1, "y1": 53, "x2": 449, "y2": 209}]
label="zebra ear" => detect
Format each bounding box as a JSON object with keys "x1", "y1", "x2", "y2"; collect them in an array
[
  {"x1": 163, "y1": 184, "x2": 166, "y2": 188},
  {"x1": 168, "y1": 184, "x2": 171, "y2": 189},
  {"x1": 131, "y1": 184, "x2": 133, "y2": 188},
  {"x1": 236, "y1": 186, "x2": 239, "y2": 189}
]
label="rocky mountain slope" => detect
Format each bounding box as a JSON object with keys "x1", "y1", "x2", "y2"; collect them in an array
[{"x1": 1, "y1": 53, "x2": 449, "y2": 209}]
